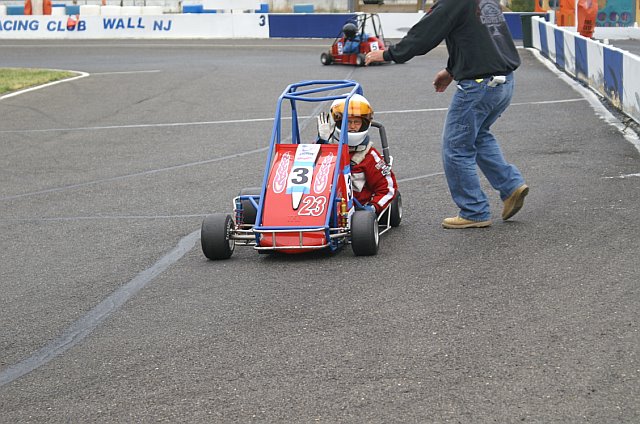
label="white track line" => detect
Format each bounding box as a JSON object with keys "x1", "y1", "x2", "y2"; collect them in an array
[
  {"x1": 0, "y1": 70, "x2": 89, "y2": 100},
  {"x1": 0, "y1": 97, "x2": 587, "y2": 201},
  {"x1": 0, "y1": 146, "x2": 269, "y2": 202},
  {"x1": 0, "y1": 98, "x2": 586, "y2": 134},
  {"x1": 91, "y1": 70, "x2": 161, "y2": 75},
  {"x1": 0, "y1": 69, "x2": 159, "y2": 102}
]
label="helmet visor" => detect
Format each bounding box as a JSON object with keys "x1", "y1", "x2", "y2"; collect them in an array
[{"x1": 333, "y1": 113, "x2": 371, "y2": 132}]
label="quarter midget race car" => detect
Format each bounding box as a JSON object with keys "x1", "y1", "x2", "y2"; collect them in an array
[
  {"x1": 320, "y1": 13, "x2": 387, "y2": 67},
  {"x1": 201, "y1": 80, "x2": 402, "y2": 260}
]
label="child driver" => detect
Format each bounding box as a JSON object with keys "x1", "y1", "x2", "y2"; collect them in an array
[{"x1": 316, "y1": 94, "x2": 398, "y2": 214}]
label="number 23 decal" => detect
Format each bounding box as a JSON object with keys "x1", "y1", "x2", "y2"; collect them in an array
[{"x1": 298, "y1": 196, "x2": 326, "y2": 216}]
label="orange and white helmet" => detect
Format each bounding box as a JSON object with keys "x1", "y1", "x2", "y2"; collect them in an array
[{"x1": 330, "y1": 94, "x2": 373, "y2": 147}]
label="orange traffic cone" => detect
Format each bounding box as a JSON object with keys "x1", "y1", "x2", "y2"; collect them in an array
[
  {"x1": 577, "y1": 0, "x2": 598, "y2": 38},
  {"x1": 557, "y1": 0, "x2": 575, "y2": 27}
]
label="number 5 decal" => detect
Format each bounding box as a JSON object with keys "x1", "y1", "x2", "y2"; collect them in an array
[
  {"x1": 344, "y1": 172, "x2": 353, "y2": 201},
  {"x1": 298, "y1": 196, "x2": 327, "y2": 216}
]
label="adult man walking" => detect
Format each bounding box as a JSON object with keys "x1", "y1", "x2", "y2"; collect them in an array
[{"x1": 365, "y1": 0, "x2": 529, "y2": 229}]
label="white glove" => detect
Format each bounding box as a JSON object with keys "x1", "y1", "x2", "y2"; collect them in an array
[{"x1": 317, "y1": 112, "x2": 333, "y2": 142}]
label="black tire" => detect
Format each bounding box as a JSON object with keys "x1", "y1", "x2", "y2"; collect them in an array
[
  {"x1": 239, "y1": 187, "x2": 261, "y2": 225},
  {"x1": 356, "y1": 53, "x2": 366, "y2": 67},
  {"x1": 390, "y1": 192, "x2": 402, "y2": 227},
  {"x1": 351, "y1": 210, "x2": 379, "y2": 256},
  {"x1": 320, "y1": 52, "x2": 333, "y2": 65},
  {"x1": 201, "y1": 213, "x2": 235, "y2": 260}
]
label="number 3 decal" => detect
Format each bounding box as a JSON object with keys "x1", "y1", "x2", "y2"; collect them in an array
[
  {"x1": 298, "y1": 196, "x2": 327, "y2": 216},
  {"x1": 259, "y1": 15, "x2": 266, "y2": 26},
  {"x1": 290, "y1": 167, "x2": 309, "y2": 185}
]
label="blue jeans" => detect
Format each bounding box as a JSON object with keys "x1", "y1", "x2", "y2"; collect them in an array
[{"x1": 441, "y1": 73, "x2": 525, "y2": 221}]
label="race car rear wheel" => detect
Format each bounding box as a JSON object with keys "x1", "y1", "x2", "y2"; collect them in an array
[
  {"x1": 390, "y1": 192, "x2": 402, "y2": 227},
  {"x1": 201, "y1": 213, "x2": 235, "y2": 260},
  {"x1": 239, "y1": 187, "x2": 261, "y2": 225},
  {"x1": 320, "y1": 52, "x2": 333, "y2": 65},
  {"x1": 356, "y1": 53, "x2": 366, "y2": 67},
  {"x1": 351, "y1": 210, "x2": 379, "y2": 256}
]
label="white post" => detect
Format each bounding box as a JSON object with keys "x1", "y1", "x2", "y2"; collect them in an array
[{"x1": 31, "y1": 0, "x2": 44, "y2": 14}]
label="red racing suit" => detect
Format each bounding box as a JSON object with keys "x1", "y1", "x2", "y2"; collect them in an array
[{"x1": 349, "y1": 142, "x2": 398, "y2": 214}]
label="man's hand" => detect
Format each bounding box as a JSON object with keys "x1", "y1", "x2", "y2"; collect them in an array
[
  {"x1": 317, "y1": 113, "x2": 333, "y2": 141},
  {"x1": 365, "y1": 50, "x2": 385, "y2": 66},
  {"x1": 433, "y1": 69, "x2": 454, "y2": 92}
]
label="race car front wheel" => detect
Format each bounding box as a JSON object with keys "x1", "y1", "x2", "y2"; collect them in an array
[
  {"x1": 351, "y1": 210, "x2": 379, "y2": 256},
  {"x1": 320, "y1": 52, "x2": 333, "y2": 65},
  {"x1": 201, "y1": 213, "x2": 235, "y2": 260}
]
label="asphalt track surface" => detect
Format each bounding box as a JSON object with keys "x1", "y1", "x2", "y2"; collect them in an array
[{"x1": 1, "y1": 39, "x2": 639, "y2": 422}]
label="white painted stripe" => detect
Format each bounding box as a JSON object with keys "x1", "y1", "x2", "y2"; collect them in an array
[
  {"x1": 0, "y1": 70, "x2": 89, "y2": 100},
  {"x1": 0, "y1": 214, "x2": 207, "y2": 222},
  {"x1": 0, "y1": 117, "x2": 279, "y2": 134},
  {"x1": 0, "y1": 70, "x2": 157, "y2": 102},
  {"x1": 91, "y1": 70, "x2": 161, "y2": 75},
  {"x1": 0, "y1": 99, "x2": 587, "y2": 134},
  {"x1": 1, "y1": 172, "x2": 447, "y2": 223},
  {"x1": 398, "y1": 172, "x2": 445, "y2": 182},
  {"x1": 603, "y1": 173, "x2": 640, "y2": 179},
  {"x1": 0, "y1": 146, "x2": 269, "y2": 202}
]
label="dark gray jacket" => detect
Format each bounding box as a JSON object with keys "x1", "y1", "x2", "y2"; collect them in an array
[{"x1": 383, "y1": 0, "x2": 520, "y2": 80}]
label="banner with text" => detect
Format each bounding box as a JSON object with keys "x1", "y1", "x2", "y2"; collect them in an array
[{"x1": 0, "y1": 13, "x2": 270, "y2": 39}]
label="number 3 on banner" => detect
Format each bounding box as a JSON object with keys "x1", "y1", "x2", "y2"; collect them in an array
[{"x1": 298, "y1": 196, "x2": 326, "y2": 216}]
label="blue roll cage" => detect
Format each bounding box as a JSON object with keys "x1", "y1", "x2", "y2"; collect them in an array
[{"x1": 251, "y1": 80, "x2": 364, "y2": 250}]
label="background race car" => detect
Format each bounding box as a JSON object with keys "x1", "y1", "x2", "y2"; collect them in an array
[{"x1": 320, "y1": 14, "x2": 387, "y2": 67}]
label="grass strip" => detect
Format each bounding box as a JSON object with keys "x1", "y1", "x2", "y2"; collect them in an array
[{"x1": 0, "y1": 68, "x2": 76, "y2": 95}]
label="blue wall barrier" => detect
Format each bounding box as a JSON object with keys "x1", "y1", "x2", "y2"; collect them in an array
[
  {"x1": 268, "y1": 13, "x2": 355, "y2": 38},
  {"x1": 6, "y1": 5, "x2": 26, "y2": 15},
  {"x1": 1, "y1": 12, "x2": 534, "y2": 40},
  {"x1": 531, "y1": 16, "x2": 640, "y2": 125},
  {"x1": 183, "y1": 5, "x2": 204, "y2": 13},
  {"x1": 65, "y1": 5, "x2": 80, "y2": 15},
  {"x1": 269, "y1": 13, "x2": 533, "y2": 40},
  {"x1": 504, "y1": 13, "x2": 525, "y2": 39}
]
